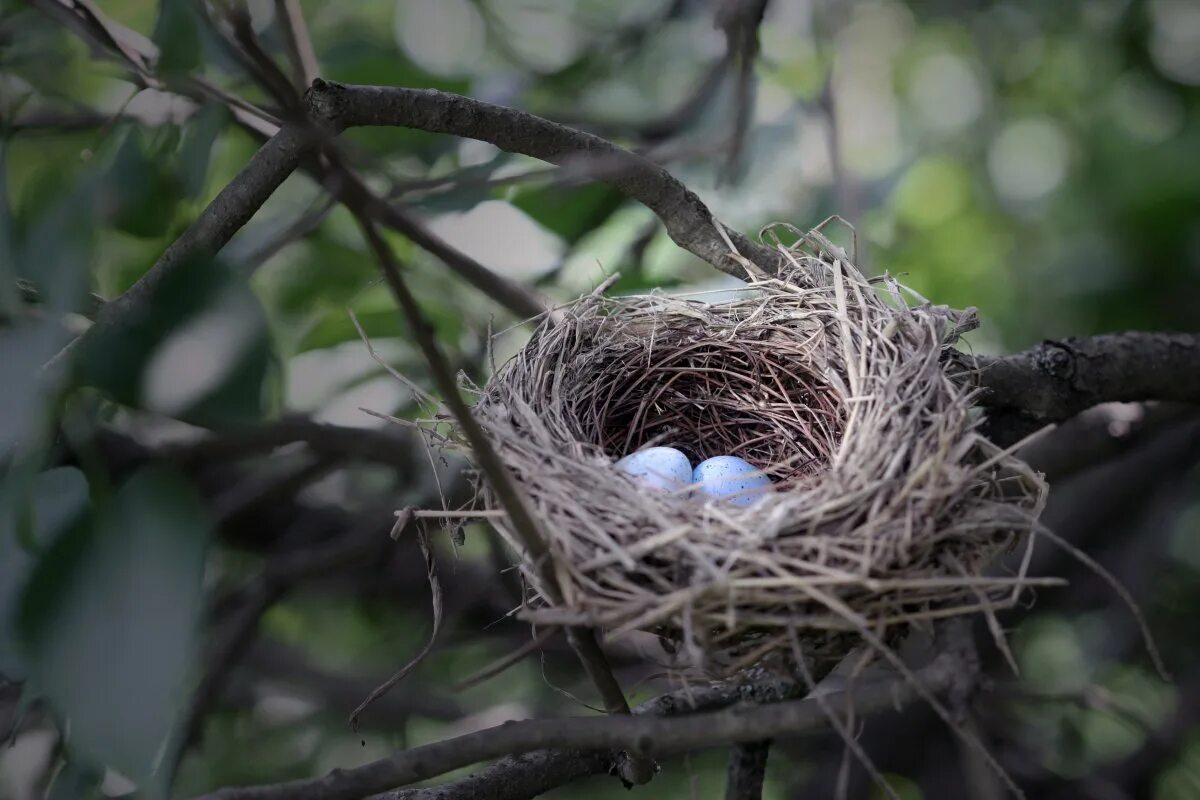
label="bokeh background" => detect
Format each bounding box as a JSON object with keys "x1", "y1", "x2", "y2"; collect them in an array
[{"x1": 2, "y1": 0, "x2": 1199, "y2": 798}]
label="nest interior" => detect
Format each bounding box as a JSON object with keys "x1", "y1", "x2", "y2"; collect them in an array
[{"x1": 467, "y1": 227, "x2": 1047, "y2": 674}]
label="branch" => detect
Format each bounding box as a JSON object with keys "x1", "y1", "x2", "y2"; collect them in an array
[
  {"x1": 274, "y1": 0, "x2": 320, "y2": 91},
  {"x1": 976, "y1": 332, "x2": 1200, "y2": 420},
  {"x1": 377, "y1": 666, "x2": 805, "y2": 800},
  {"x1": 154, "y1": 418, "x2": 419, "y2": 472},
  {"x1": 192, "y1": 657, "x2": 959, "y2": 800},
  {"x1": 725, "y1": 740, "x2": 771, "y2": 800},
  {"x1": 353, "y1": 214, "x2": 650, "y2": 782},
  {"x1": 1017, "y1": 402, "x2": 1200, "y2": 484},
  {"x1": 306, "y1": 79, "x2": 779, "y2": 277},
  {"x1": 325, "y1": 163, "x2": 548, "y2": 320}
]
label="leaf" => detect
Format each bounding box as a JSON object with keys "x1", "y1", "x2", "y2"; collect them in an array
[
  {"x1": 74, "y1": 257, "x2": 275, "y2": 426},
  {"x1": 510, "y1": 182, "x2": 625, "y2": 244},
  {"x1": 0, "y1": 318, "x2": 72, "y2": 459},
  {"x1": 45, "y1": 760, "x2": 104, "y2": 800},
  {"x1": 177, "y1": 105, "x2": 228, "y2": 199},
  {"x1": 104, "y1": 128, "x2": 184, "y2": 239},
  {"x1": 152, "y1": 0, "x2": 202, "y2": 76},
  {"x1": 0, "y1": 467, "x2": 90, "y2": 678},
  {"x1": 17, "y1": 178, "x2": 96, "y2": 313},
  {"x1": 0, "y1": 140, "x2": 16, "y2": 316},
  {"x1": 18, "y1": 467, "x2": 210, "y2": 795}
]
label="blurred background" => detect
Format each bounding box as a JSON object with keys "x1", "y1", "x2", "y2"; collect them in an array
[{"x1": 1, "y1": 0, "x2": 1199, "y2": 798}]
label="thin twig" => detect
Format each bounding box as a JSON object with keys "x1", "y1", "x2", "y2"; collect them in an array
[
  {"x1": 274, "y1": 0, "x2": 320, "y2": 90},
  {"x1": 353, "y1": 215, "x2": 651, "y2": 782},
  {"x1": 350, "y1": 527, "x2": 443, "y2": 730}
]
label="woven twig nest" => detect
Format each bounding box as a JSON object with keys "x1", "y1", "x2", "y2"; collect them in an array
[{"x1": 465, "y1": 225, "x2": 1047, "y2": 674}]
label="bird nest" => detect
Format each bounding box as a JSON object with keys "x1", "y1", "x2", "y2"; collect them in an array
[{"x1": 461, "y1": 225, "x2": 1047, "y2": 674}]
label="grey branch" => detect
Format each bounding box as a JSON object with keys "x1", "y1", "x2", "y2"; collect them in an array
[
  {"x1": 725, "y1": 740, "x2": 771, "y2": 800},
  {"x1": 976, "y1": 332, "x2": 1200, "y2": 419},
  {"x1": 972, "y1": 332, "x2": 1200, "y2": 445},
  {"x1": 192, "y1": 657, "x2": 958, "y2": 800}
]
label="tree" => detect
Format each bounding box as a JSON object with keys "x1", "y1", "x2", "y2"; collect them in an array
[{"x1": 3, "y1": 1, "x2": 1199, "y2": 799}]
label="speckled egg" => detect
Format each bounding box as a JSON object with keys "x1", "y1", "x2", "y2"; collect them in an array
[
  {"x1": 692, "y1": 456, "x2": 772, "y2": 507},
  {"x1": 615, "y1": 447, "x2": 693, "y2": 492}
]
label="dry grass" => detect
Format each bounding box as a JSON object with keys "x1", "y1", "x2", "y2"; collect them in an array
[{"x1": 455, "y1": 223, "x2": 1048, "y2": 675}]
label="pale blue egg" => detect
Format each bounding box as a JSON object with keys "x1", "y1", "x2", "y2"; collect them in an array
[
  {"x1": 615, "y1": 447, "x2": 693, "y2": 492},
  {"x1": 692, "y1": 456, "x2": 772, "y2": 507}
]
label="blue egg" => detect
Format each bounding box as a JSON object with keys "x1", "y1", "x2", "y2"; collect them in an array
[
  {"x1": 615, "y1": 447, "x2": 693, "y2": 492},
  {"x1": 692, "y1": 456, "x2": 772, "y2": 507}
]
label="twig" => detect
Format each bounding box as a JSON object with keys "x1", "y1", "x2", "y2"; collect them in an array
[
  {"x1": 349, "y1": 528, "x2": 443, "y2": 731},
  {"x1": 451, "y1": 628, "x2": 558, "y2": 692},
  {"x1": 1018, "y1": 403, "x2": 1200, "y2": 484},
  {"x1": 237, "y1": 195, "x2": 337, "y2": 272},
  {"x1": 715, "y1": 0, "x2": 770, "y2": 182},
  {"x1": 353, "y1": 215, "x2": 651, "y2": 782},
  {"x1": 349, "y1": 180, "x2": 548, "y2": 320},
  {"x1": 246, "y1": 640, "x2": 464, "y2": 725},
  {"x1": 154, "y1": 418, "x2": 417, "y2": 472},
  {"x1": 274, "y1": 0, "x2": 320, "y2": 91},
  {"x1": 306, "y1": 79, "x2": 779, "y2": 277}
]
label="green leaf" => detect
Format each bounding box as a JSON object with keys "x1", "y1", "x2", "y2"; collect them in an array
[
  {"x1": 17, "y1": 179, "x2": 96, "y2": 313},
  {"x1": 18, "y1": 467, "x2": 210, "y2": 795},
  {"x1": 45, "y1": 760, "x2": 104, "y2": 800},
  {"x1": 104, "y1": 128, "x2": 184, "y2": 239},
  {"x1": 177, "y1": 105, "x2": 228, "y2": 199},
  {"x1": 0, "y1": 140, "x2": 16, "y2": 316},
  {"x1": 74, "y1": 258, "x2": 275, "y2": 426},
  {"x1": 0, "y1": 467, "x2": 90, "y2": 678},
  {"x1": 510, "y1": 182, "x2": 625, "y2": 244},
  {"x1": 152, "y1": 0, "x2": 203, "y2": 76},
  {"x1": 0, "y1": 318, "x2": 72, "y2": 459}
]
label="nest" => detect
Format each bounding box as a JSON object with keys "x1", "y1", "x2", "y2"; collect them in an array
[{"x1": 464, "y1": 225, "x2": 1047, "y2": 674}]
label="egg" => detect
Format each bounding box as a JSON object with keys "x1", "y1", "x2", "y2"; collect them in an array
[
  {"x1": 615, "y1": 447, "x2": 693, "y2": 492},
  {"x1": 692, "y1": 456, "x2": 772, "y2": 507}
]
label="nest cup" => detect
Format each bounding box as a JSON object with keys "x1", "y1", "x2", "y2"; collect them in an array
[{"x1": 465, "y1": 225, "x2": 1047, "y2": 675}]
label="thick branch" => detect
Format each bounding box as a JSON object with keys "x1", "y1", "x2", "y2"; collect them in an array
[
  {"x1": 975, "y1": 332, "x2": 1200, "y2": 421},
  {"x1": 306, "y1": 79, "x2": 778, "y2": 277},
  {"x1": 378, "y1": 668, "x2": 805, "y2": 800},
  {"x1": 193, "y1": 659, "x2": 957, "y2": 800}
]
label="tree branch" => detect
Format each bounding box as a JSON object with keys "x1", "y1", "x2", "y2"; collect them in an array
[
  {"x1": 306, "y1": 79, "x2": 779, "y2": 277},
  {"x1": 154, "y1": 417, "x2": 419, "y2": 473},
  {"x1": 724, "y1": 740, "x2": 771, "y2": 800},
  {"x1": 274, "y1": 0, "x2": 320, "y2": 91},
  {"x1": 192, "y1": 656, "x2": 959, "y2": 800},
  {"x1": 377, "y1": 667, "x2": 806, "y2": 800},
  {"x1": 970, "y1": 332, "x2": 1200, "y2": 446},
  {"x1": 975, "y1": 332, "x2": 1200, "y2": 420},
  {"x1": 353, "y1": 215, "x2": 650, "y2": 782}
]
